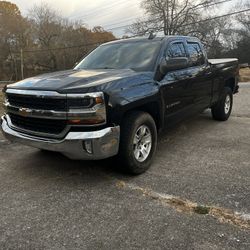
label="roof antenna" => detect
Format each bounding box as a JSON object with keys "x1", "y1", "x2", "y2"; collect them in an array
[{"x1": 148, "y1": 31, "x2": 156, "y2": 40}]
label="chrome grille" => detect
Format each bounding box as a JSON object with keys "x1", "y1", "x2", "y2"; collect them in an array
[
  {"x1": 9, "y1": 114, "x2": 67, "y2": 135},
  {"x1": 6, "y1": 93, "x2": 67, "y2": 111},
  {"x1": 4, "y1": 89, "x2": 106, "y2": 138},
  {"x1": 5, "y1": 89, "x2": 68, "y2": 137}
]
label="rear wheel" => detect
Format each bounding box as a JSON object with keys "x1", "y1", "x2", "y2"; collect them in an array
[
  {"x1": 118, "y1": 111, "x2": 157, "y2": 175},
  {"x1": 211, "y1": 87, "x2": 233, "y2": 121}
]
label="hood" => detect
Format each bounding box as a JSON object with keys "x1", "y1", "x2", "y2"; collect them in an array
[{"x1": 8, "y1": 69, "x2": 154, "y2": 93}]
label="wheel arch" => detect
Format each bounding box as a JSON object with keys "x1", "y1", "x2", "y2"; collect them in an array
[
  {"x1": 224, "y1": 77, "x2": 237, "y2": 93},
  {"x1": 121, "y1": 101, "x2": 163, "y2": 132}
]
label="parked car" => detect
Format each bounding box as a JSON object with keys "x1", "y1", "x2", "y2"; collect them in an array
[{"x1": 1, "y1": 35, "x2": 239, "y2": 174}]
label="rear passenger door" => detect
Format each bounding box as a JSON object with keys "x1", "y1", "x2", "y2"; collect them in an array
[
  {"x1": 185, "y1": 41, "x2": 213, "y2": 111},
  {"x1": 160, "y1": 41, "x2": 195, "y2": 126}
]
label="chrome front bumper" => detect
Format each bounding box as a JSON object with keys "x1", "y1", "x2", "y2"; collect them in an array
[{"x1": 1, "y1": 115, "x2": 120, "y2": 160}]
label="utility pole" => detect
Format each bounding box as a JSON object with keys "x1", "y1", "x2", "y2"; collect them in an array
[{"x1": 20, "y1": 48, "x2": 24, "y2": 80}]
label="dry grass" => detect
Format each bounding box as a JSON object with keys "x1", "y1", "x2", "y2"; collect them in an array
[
  {"x1": 117, "y1": 181, "x2": 250, "y2": 230},
  {"x1": 240, "y1": 68, "x2": 250, "y2": 82}
]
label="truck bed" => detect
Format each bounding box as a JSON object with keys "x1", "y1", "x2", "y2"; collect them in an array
[{"x1": 208, "y1": 58, "x2": 238, "y2": 65}]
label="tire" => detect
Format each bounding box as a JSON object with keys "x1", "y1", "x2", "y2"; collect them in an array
[
  {"x1": 118, "y1": 111, "x2": 157, "y2": 175},
  {"x1": 211, "y1": 87, "x2": 233, "y2": 121}
]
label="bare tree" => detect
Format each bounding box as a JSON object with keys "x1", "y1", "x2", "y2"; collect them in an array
[
  {"x1": 232, "y1": 1, "x2": 250, "y2": 63},
  {"x1": 28, "y1": 3, "x2": 116, "y2": 72},
  {"x1": 28, "y1": 3, "x2": 63, "y2": 70},
  {"x1": 236, "y1": 2, "x2": 250, "y2": 36},
  {"x1": 127, "y1": 0, "x2": 217, "y2": 36},
  {"x1": 0, "y1": 1, "x2": 30, "y2": 80}
]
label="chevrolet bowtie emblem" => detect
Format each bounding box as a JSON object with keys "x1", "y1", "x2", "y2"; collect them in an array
[{"x1": 19, "y1": 108, "x2": 32, "y2": 117}]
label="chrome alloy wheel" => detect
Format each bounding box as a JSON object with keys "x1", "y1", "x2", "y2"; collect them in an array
[
  {"x1": 133, "y1": 125, "x2": 152, "y2": 162},
  {"x1": 224, "y1": 95, "x2": 231, "y2": 114}
]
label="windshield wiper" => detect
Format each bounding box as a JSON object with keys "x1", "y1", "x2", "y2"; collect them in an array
[{"x1": 95, "y1": 67, "x2": 115, "y2": 69}]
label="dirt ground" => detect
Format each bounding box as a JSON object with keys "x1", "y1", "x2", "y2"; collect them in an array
[{"x1": 240, "y1": 68, "x2": 250, "y2": 82}]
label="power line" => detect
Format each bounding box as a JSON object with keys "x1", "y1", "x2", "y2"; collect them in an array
[
  {"x1": 107, "y1": 7, "x2": 250, "y2": 31},
  {"x1": 190, "y1": 0, "x2": 234, "y2": 9},
  {"x1": 22, "y1": 41, "x2": 108, "y2": 53},
  {"x1": 102, "y1": 16, "x2": 144, "y2": 29},
  {"x1": 182, "y1": 8, "x2": 250, "y2": 27},
  {"x1": 68, "y1": 0, "x2": 127, "y2": 18},
  {"x1": 103, "y1": 0, "x2": 233, "y2": 30},
  {"x1": 64, "y1": 0, "x2": 235, "y2": 40},
  {"x1": 107, "y1": 0, "x2": 234, "y2": 30},
  {"x1": 68, "y1": 0, "x2": 138, "y2": 20},
  {"x1": 100, "y1": 0, "x2": 233, "y2": 31},
  {"x1": 79, "y1": 4, "x2": 140, "y2": 23},
  {"x1": 195, "y1": 0, "x2": 233, "y2": 10},
  {"x1": 102, "y1": 0, "x2": 229, "y2": 29},
  {"x1": 19, "y1": 8, "x2": 250, "y2": 54},
  {"x1": 69, "y1": 0, "x2": 233, "y2": 30}
]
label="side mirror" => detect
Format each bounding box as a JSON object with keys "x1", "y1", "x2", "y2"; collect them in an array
[{"x1": 160, "y1": 57, "x2": 189, "y2": 75}]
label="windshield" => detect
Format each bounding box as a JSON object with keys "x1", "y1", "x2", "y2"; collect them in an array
[{"x1": 75, "y1": 41, "x2": 162, "y2": 72}]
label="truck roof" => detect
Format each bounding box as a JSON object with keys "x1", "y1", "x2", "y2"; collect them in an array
[{"x1": 103, "y1": 35, "x2": 199, "y2": 45}]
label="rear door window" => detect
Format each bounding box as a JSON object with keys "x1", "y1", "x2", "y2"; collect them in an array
[{"x1": 187, "y1": 42, "x2": 205, "y2": 66}]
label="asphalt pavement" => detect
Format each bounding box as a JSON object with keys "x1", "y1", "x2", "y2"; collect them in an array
[{"x1": 0, "y1": 83, "x2": 249, "y2": 249}]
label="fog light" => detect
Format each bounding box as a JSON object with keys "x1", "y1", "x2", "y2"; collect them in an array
[{"x1": 83, "y1": 140, "x2": 93, "y2": 154}]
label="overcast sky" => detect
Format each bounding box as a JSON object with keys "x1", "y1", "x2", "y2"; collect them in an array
[
  {"x1": 10, "y1": 0, "x2": 236, "y2": 37},
  {"x1": 10, "y1": 0, "x2": 144, "y2": 37}
]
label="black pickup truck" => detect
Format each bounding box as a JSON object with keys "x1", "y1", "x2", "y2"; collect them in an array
[{"x1": 1, "y1": 36, "x2": 239, "y2": 174}]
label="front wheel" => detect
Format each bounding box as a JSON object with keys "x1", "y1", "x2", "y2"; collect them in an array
[
  {"x1": 118, "y1": 111, "x2": 157, "y2": 175},
  {"x1": 211, "y1": 87, "x2": 233, "y2": 121}
]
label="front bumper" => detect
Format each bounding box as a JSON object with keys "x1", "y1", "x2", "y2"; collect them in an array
[{"x1": 1, "y1": 115, "x2": 120, "y2": 160}]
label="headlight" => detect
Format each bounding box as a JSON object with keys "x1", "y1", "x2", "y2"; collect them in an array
[{"x1": 67, "y1": 92, "x2": 106, "y2": 125}]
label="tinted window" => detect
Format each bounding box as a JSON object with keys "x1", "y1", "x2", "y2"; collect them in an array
[
  {"x1": 167, "y1": 43, "x2": 186, "y2": 58},
  {"x1": 75, "y1": 41, "x2": 161, "y2": 72},
  {"x1": 187, "y1": 42, "x2": 205, "y2": 66}
]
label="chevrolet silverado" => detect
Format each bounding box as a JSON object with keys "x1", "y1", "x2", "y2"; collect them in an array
[{"x1": 1, "y1": 36, "x2": 239, "y2": 174}]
